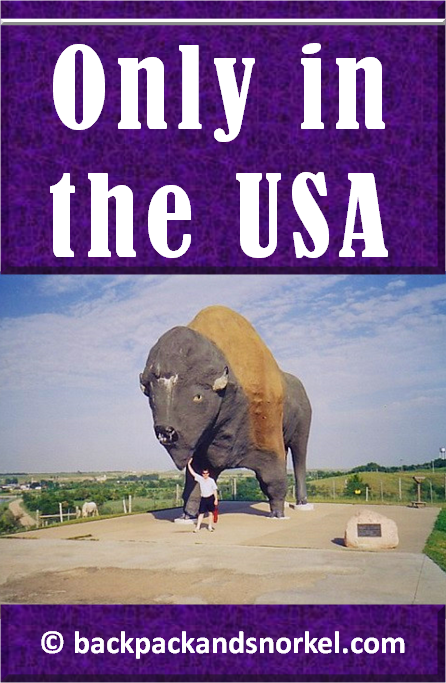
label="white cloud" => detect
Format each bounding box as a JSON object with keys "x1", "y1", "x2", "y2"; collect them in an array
[
  {"x1": 386, "y1": 279, "x2": 407, "y2": 290},
  {"x1": 0, "y1": 275, "x2": 445, "y2": 473}
]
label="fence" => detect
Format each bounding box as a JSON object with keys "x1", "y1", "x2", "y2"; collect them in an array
[
  {"x1": 305, "y1": 476, "x2": 446, "y2": 505},
  {"x1": 110, "y1": 477, "x2": 446, "y2": 508},
  {"x1": 36, "y1": 503, "x2": 80, "y2": 527},
  {"x1": 32, "y1": 475, "x2": 446, "y2": 527}
]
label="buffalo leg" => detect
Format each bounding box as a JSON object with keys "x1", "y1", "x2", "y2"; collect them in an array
[
  {"x1": 253, "y1": 458, "x2": 288, "y2": 517},
  {"x1": 182, "y1": 466, "x2": 201, "y2": 518},
  {"x1": 289, "y1": 429, "x2": 309, "y2": 505}
]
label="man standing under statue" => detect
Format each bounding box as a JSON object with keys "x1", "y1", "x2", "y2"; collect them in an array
[{"x1": 187, "y1": 458, "x2": 218, "y2": 533}]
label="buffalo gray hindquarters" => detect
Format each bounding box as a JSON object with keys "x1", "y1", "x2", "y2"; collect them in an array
[{"x1": 140, "y1": 306, "x2": 311, "y2": 518}]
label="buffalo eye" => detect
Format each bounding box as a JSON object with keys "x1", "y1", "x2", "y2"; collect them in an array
[{"x1": 193, "y1": 394, "x2": 203, "y2": 403}]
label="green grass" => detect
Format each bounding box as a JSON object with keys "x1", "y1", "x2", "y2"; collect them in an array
[
  {"x1": 424, "y1": 507, "x2": 446, "y2": 573},
  {"x1": 101, "y1": 496, "x2": 177, "y2": 515}
]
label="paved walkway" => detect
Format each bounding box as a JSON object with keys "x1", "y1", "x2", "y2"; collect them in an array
[{"x1": 1, "y1": 502, "x2": 444, "y2": 604}]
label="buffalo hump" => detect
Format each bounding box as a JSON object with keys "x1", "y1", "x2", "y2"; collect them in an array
[{"x1": 188, "y1": 306, "x2": 285, "y2": 459}]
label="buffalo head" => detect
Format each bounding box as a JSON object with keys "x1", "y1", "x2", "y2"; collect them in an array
[{"x1": 140, "y1": 327, "x2": 229, "y2": 469}]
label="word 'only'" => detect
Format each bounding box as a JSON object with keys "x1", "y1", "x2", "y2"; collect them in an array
[{"x1": 53, "y1": 43, "x2": 386, "y2": 138}]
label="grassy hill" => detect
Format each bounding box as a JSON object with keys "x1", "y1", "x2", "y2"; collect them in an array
[{"x1": 306, "y1": 469, "x2": 445, "y2": 505}]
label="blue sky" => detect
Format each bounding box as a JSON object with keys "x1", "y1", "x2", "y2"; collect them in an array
[{"x1": 0, "y1": 274, "x2": 445, "y2": 473}]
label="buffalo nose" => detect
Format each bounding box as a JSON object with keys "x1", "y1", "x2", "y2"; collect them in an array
[{"x1": 155, "y1": 425, "x2": 178, "y2": 445}]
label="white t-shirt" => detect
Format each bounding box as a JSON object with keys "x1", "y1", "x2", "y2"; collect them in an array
[{"x1": 194, "y1": 474, "x2": 217, "y2": 498}]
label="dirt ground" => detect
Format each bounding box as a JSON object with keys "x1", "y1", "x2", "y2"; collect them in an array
[
  {"x1": 1, "y1": 502, "x2": 445, "y2": 605},
  {"x1": 0, "y1": 564, "x2": 333, "y2": 605},
  {"x1": 8, "y1": 498, "x2": 36, "y2": 527}
]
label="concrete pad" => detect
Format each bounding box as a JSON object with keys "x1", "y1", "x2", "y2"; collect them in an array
[{"x1": 0, "y1": 502, "x2": 444, "y2": 605}]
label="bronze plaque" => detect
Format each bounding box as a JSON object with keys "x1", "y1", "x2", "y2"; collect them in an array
[{"x1": 357, "y1": 523, "x2": 382, "y2": 537}]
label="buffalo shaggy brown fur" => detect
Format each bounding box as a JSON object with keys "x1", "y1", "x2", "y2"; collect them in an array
[{"x1": 188, "y1": 306, "x2": 285, "y2": 460}]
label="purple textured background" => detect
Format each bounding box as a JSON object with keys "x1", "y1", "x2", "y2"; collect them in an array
[
  {"x1": 1, "y1": 604, "x2": 445, "y2": 681},
  {"x1": 1, "y1": 1, "x2": 445, "y2": 20},
  {"x1": 1, "y1": 5, "x2": 445, "y2": 273}
]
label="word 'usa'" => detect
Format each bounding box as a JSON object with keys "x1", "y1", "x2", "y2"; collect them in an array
[{"x1": 50, "y1": 172, "x2": 388, "y2": 259}]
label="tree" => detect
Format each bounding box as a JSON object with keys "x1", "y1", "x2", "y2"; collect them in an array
[
  {"x1": 344, "y1": 473, "x2": 367, "y2": 498},
  {"x1": 352, "y1": 462, "x2": 382, "y2": 473},
  {"x1": 0, "y1": 506, "x2": 22, "y2": 535}
]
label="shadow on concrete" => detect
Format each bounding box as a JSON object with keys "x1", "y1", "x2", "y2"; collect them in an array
[
  {"x1": 219, "y1": 502, "x2": 271, "y2": 517},
  {"x1": 331, "y1": 537, "x2": 346, "y2": 547},
  {"x1": 150, "y1": 501, "x2": 271, "y2": 521}
]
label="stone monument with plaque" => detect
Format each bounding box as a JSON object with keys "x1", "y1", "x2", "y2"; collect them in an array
[{"x1": 344, "y1": 509, "x2": 399, "y2": 550}]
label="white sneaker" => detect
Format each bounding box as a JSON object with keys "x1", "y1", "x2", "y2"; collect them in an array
[
  {"x1": 208, "y1": 526, "x2": 214, "y2": 532},
  {"x1": 193, "y1": 527, "x2": 200, "y2": 533}
]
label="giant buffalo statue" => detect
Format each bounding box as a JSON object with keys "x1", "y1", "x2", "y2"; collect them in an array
[{"x1": 140, "y1": 306, "x2": 311, "y2": 518}]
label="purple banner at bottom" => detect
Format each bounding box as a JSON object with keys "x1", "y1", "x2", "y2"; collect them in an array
[{"x1": 1, "y1": 604, "x2": 445, "y2": 682}]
